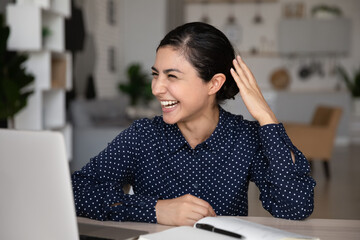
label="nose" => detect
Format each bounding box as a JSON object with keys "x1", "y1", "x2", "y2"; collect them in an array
[{"x1": 152, "y1": 77, "x2": 166, "y2": 96}]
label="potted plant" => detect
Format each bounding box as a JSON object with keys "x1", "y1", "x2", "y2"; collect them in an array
[
  {"x1": 118, "y1": 63, "x2": 155, "y2": 119},
  {"x1": 337, "y1": 65, "x2": 360, "y2": 116},
  {"x1": 0, "y1": 14, "x2": 35, "y2": 128},
  {"x1": 42, "y1": 26, "x2": 52, "y2": 45},
  {"x1": 311, "y1": 4, "x2": 342, "y2": 19}
]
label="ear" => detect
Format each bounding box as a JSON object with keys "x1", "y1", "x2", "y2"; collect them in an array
[{"x1": 208, "y1": 73, "x2": 226, "y2": 96}]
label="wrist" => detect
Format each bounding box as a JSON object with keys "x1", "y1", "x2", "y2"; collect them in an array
[
  {"x1": 257, "y1": 113, "x2": 278, "y2": 126},
  {"x1": 155, "y1": 199, "x2": 168, "y2": 225}
]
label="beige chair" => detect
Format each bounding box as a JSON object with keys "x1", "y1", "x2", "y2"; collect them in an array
[{"x1": 283, "y1": 106, "x2": 343, "y2": 178}]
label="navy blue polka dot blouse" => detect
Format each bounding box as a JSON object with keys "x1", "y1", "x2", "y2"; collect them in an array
[{"x1": 71, "y1": 107, "x2": 316, "y2": 222}]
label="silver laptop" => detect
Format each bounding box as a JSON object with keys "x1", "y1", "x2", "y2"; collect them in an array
[
  {"x1": 0, "y1": 129, "x2": 79, "y2": 240},
  {"x1": 0, "y1": 129, "x2": 146, "y2": 240}
]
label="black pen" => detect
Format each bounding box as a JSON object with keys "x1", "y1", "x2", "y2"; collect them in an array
[{"x1": 195, "y1": 223, "x2": 244, "y2": 239}]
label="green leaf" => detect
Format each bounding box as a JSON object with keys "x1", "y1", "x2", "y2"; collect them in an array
[
  {"x1": 118, "y1": 63, "x2": 154, "y2": 106},
  {"x1": 337, "y1": 65, "x2": 360, "y2": 98},
  {"x1": 0, "y1": 13, "x2": 35, "y2": 121},
  {"x1": 353, "y1": 67, "x2": 360, "y2": 97}
]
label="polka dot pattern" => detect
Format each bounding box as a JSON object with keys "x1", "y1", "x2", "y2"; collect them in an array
[{"x1": 71, "y1": 107, "x2": 316, "y2": 222}]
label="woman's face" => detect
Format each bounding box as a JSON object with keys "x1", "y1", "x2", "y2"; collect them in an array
[{"x1": 151, "y1": 46, "x2": 214, "y2": 125}]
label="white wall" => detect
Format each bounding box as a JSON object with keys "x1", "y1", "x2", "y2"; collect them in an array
[
  {"x1": 75, "y1": 0, "x2": 166, "y2": 99},
  {"x1": 75, "y1": 0, "x2": 122, "y2": 98},
  {"x1": 119, "y1": 0, "x2": 167, "y2": 83}
]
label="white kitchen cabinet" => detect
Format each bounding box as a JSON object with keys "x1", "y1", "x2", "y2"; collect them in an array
[{"x1": 279, "y1": 18, "x2": 351, "y2": 55}]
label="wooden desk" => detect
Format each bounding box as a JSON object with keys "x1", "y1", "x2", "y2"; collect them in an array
[{"x1": 78, "y1": 216, "x2": 360, "y2": 240}]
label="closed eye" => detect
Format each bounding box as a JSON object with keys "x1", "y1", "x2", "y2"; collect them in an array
[{"x1": 168, "y1": 74, "x2": 177, "y2": 79}]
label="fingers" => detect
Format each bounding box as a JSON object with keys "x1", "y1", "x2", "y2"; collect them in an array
[
  {"x1": 192, "y1": 203, "x2": 215, "y2": 218},
  {"x1": 155, "y1": 194, "x2": 216, "y2": 226},
  {"x1": 181, "y1": 195, "x2": 216, "y2": 226},
  {"x1": 235, "y1": 55, "x2": 254, "y2": 82},
  {"x1": 229, "y1": 55, "x2": 278, "y2": 125},
  {"x1": 231, "y1": 60, "x2": 249, "y2": 89},
  {"x1": 182, "y1": 194, "x2": 216, "y2": 217},
  {"x1": 187, "y1": 211, "x2": 207, "y2": 223},
  {"x1": 231, "y1": 55, "x2": 259, "y2": 91}
]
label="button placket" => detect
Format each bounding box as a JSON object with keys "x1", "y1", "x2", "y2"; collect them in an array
[{"x1": 192, "y1": 148, "x2": 201, "y2": 192}]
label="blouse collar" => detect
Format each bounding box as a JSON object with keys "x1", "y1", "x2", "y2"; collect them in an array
[{"x1": 164, "y1": 106, "x2": 233, "y2": 153}]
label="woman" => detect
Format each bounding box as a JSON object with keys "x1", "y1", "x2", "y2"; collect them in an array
[{"x1": 72, "y1": 22, "x2": 316, "y2": 226}]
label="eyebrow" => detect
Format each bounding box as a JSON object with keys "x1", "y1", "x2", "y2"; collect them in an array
[{"x1": 151, "y1": 66, "x2": 183, "y2": 74}]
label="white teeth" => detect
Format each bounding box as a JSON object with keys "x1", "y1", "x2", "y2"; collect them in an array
[
  {"x1": 164, "y1": 104, "x2": 177, "y2": 109},
  {"x1": 160, "y1": 100, "x2": 178, "y2": 108}
]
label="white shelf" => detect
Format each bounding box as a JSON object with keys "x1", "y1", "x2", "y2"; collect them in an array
[
  {"x1": 16, "y1": 0, "x2": 70, "y2": 17},
  {"x1": 51, "y1": 51, "x2": 72, "y2": 90},
  {"x1": 50, "y1": 0, "x2": 70, "y2": 18},
  {"x1": 6, "y1": 4, "x2": 42, "y2": 51},
  {"x1": 14, "y1": 91, "x2": 43, "y2": 130},
  {"x1": 17, "y1": 0, "x2": 50, "y2": 9},
  {"x1": 25, "y1": 51, "x2": 51, "y2": 90},
  {"x1": 15, "y1": 89, "x2": 66, "y2": 131},
  {"x1": 25, "y1": 51, "x2": 72, "y2": 90},
  {"x1": 6, "y1": 4, "x2": 65, "y2": 52},
  {"x1": 56, "y1": 123, "x2": 73, "y2": 161},
  {"x1": 43, "y1": 89, "x2": 65, "y2": 129},
  {"x1": 42, "y1": 10, "x2": 64, "y2": 51},
  {"x1": 8, "y1": 0, "x2": 71, "y2": 160},
  {"x1": 65, "y1": 52, "x2": 73, "y2": 91}
]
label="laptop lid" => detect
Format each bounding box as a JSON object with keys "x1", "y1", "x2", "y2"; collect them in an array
[{"x1": 0, "y1": 129, "x2": 79, "y2": 240}]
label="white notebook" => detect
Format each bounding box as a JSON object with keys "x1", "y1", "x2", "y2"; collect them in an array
[
  {"x1": 139, "y1": 216, "x2": 320, "y2": 240},
  {"x1": 139, "y1": 226, "x2": 236, "y2": 240}
]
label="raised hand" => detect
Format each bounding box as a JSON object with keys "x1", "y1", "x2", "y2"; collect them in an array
[
  {"x1": 155, "y1": 194, "x2": 216, "y2": 226},
  {"x1": 230, "y1": 55, "x2": 278, "y2": 126}
]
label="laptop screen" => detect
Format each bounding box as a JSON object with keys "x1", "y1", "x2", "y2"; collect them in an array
[{"x1": 0, "y1": 129, "x2": 79, "y2": 240}]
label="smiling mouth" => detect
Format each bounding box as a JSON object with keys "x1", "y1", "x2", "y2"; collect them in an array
[{"x1": 160, "y1": 100, "x2": 179, "y2": 109}]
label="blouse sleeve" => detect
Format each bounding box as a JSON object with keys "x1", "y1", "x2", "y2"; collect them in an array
[
  {"x1": 71, "y1": 121, "x2": 158, "y2": 223},
  {"x1": 249, "y1": 123, "x2": 316, "y2": 220}
]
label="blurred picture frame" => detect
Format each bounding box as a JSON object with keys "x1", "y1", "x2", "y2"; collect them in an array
[
  {"x1": 283, "y1": 2, "x2": 305, "y2": 19},
  {"x1": 107, "y1": 0, "x2": 116, "y2": 25}
]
